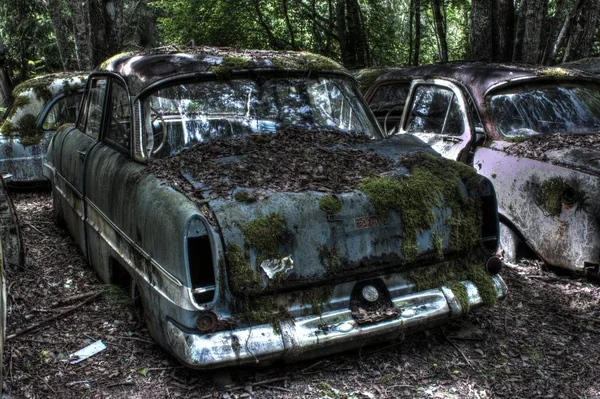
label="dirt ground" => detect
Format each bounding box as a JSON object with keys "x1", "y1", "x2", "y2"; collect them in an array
[{"x1": 4, "y1": 191, "x2": 600, "y2": 398}]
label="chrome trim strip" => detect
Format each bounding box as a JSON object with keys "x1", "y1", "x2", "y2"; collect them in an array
[{"x1": 84, "y1": 198, "x2": 183, "y2": 287}]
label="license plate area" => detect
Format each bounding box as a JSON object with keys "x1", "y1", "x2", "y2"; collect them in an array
[{"x1": 350, "y1": 279, "x2": 399, "y2": 325}]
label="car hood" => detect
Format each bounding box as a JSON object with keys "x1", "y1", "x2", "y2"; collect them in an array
[
  {"x1": 495, "y1": 133, "x2": 600, "y2": 176},
  {"x1": 149, "y1": 130, "x2": 492, "y2": 297}
]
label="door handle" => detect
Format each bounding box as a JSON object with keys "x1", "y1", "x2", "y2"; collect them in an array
[
  {"x1": 77, "y1": 149, "x2": 87, "y2": 160},
  {"x1": 442, "y1": 136, "x2": 462, "y2": 143}
]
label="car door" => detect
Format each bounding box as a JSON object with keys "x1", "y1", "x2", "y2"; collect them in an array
[
  {"x1": 81, "y1": 77, "x2": 143, "y2": 282},
  {"x1": 55, "y1": 77, "x2": 106, "y2": 255},
  {"x1": 398, "y1": 80, "x2": 472, "y2": 162},
  {"x1": 364, "y1": 80, "x2": 411, "y2": 134}
]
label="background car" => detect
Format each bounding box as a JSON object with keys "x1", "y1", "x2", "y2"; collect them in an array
[
  {"x1": 366, "y1": 63, "x2": 600, "y2": 274},
  {"x1": 44, "y1": 48, "x2": 506, "y2": 369},
  {"x1": 0, "y1": 72, "x2": 87, "y2": 186}
]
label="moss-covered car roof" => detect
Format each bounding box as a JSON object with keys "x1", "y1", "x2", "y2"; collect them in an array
[
  {"x1": 374, "y1": 62, "x2": 596, "y2": 104},
  {"x1": 98, "y1": 46, "x2": 348, "y2": 95},
  {"x1": 13, "y1": 72, "x2": 88, "y2": 100}
]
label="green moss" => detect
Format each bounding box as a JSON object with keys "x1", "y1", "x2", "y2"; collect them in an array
[
  {"x1": 32, "y1": 86, "x2": 53, "y2": 103},
  {"x1": 240, "y1": 213, "x2": 287, "y2": 256},
  {"x1": 535, "y1": 177, "x2": 564, "y2": 217},
  {"x1": 353, "y1": 68, "x2": 393, "y2": 94},
  {"x1": 6, "y1": 95, "x2": 31, "y2": 119},
  {"x1": 241, "y1": 296, "x2": 290, "y2": 334},
  {"x1": 359, "y1": 152, "x2": 481, "y2": 263},
  {"x1": 318, "y1": 245, "x2": 342, "y2": 274},
  {"x1": 319, "y1": 195, "x2": 342, "y2": 216},
  {"x1": 226, "y1": 214, "x2": 289, "y2": 297},
  {"x1": 210, "y1": 55, "x2": 253, "y2": 79},
  {"x1": 272, "y1": 52, "x2": 341, "y2": 71},
  {"x1": 302, "y1": 285, "x2": 334, "y2": 316},
  {"x1": 432, "y1": 231, "x2": 444, "y2": 261},
  {"x1": 536, "y1": 68, "x2": 569, "y2": 78},
  {"x1": 408, "y1": 254, "x2": 497, "y2": 307},
  {"x1": 225, "y1": 244, "x2": 262, "y2": 296},
  {"x1": 234, "y1": 191, "x2": 256, "y2": 203},
  {"x1": 0, "y1": 120, "x2": 13, "y2": 136},
  {"x1": 447, "y1": 281, "x2": 469, "y2": 311},
  {"x1": 222, "y1": 55, "x2": 251, "y2": 69},
  {"x1": 532, "y1": 177, "x2": 587, "y2": 217}
]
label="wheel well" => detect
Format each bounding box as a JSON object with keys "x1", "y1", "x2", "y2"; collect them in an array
[
  {"x1": 109, "y1": 257, "x2": 141, "y2": 308},
  {"x1": 498, "y1": 214, "x2": 537, "y2": 259}
]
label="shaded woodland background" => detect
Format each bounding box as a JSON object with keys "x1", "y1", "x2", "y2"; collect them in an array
[{"x1": 1, "y1": 0, "x2": 599, "y2": 81}]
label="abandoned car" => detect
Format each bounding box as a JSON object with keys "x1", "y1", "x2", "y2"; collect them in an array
[
  {"x1": 365, "y1": 63, "x2": 600, "y2": 272},
  {"x1": 44, "y1": 48, "x2": 506, "y2": 369},
  {"x1": 0, "y1": 72, "x2": 87, "y2": 184}
]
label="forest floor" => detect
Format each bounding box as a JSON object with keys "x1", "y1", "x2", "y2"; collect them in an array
[{"x1": 4, "y1": 191, "x2": 600, "y2": 398}]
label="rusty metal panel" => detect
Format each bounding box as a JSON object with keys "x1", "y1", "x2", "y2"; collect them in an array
[{"x1": 475, "y1": 145, "x2": 600, "y2": 270}]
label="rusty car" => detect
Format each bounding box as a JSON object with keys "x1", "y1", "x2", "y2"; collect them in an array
[
  {"x1": 0, "y1": 72, "x2": 87, "y2": 185},
  {"x1": 44, "y1": 48, "x2": 506, "y2": 369},
  {"x1": 365, "y1": 63, "x2": 600, "y2": 273}
]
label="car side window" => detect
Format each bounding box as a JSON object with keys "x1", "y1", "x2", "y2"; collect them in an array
[
  {"x1": 370, "y1": 83, "x2": 409, "y2": 111},
  {"x1": 81, "y1": 78, "x2": 107, "y2": 140},
  {"x1": 41, "y1": 93, "x2": 83, "y2": 131},
  {"x1": 405, "y1": 85, "x2": 464, "y2": 136},
  {"x1": 104, "y1": 81, "x2": 130, "y2": 151}
]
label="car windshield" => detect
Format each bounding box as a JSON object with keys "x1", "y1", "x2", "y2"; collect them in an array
[
  {"x1": 142, "y1": 76, "x2": 381, "y2": 158},
  {"x1": 489, "y1": 82, "x2": 600, "y2": 138}
]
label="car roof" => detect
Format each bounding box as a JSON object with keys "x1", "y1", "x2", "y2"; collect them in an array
[
  {"x1": 373, "y1": 62, "x2": 596, "y2": 100},
  {"x1": 13, "y1": 71, "x2": 88, "y2": 98},
  {"x1": 97, "y1": 46, "x2": 348, "y2": 95}
]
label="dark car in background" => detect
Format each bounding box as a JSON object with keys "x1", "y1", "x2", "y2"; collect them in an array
[
  {"x1": 44, "y1": 48, "x2": 506, "y2": 369},
  {"x1": 0, "y1": 72, "x2": 86, "y2": 185},
  {"x1": 365, "y1": 63, "x2": 600, "y2": 273}
]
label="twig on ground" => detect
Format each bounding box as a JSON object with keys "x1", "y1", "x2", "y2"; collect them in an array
[
  {"x1": 7, "y1": 291, "x2": 103, "y2": 340},
  {"x1": 24, "y1": 223, "x2": 47, "y2": 236},
  {"x1": 262, "y1": 384, "x2": 293, "y2": 392},
  {"x1": 445, "y1": 335, "x2": 474, "y2": 369}
]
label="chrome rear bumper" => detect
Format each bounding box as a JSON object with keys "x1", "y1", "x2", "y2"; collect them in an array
[{"x1": 166, "y1": 275, "x2": 507, "y2": 369}]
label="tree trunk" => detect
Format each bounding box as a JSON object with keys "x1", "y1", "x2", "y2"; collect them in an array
[
  {"x1": 471, "y1": 0, "x2": 493, "y2": 62},
  {"x1": 408, "y1": 0, "x2": 414, "y2": 64},
  {"x1": 541, "y1": 0, "x2": 571, "y2": 64},
  {"x1": 514, "y1": 0, "x2": 548, "y2": 63},
  {"x1": 413, "y1": 0, "x2": 421, "y2": 66},
  {"x1": 492, "y1": 0, "x2": 514, "y2": 62},
  {"x1": 47, "y1": 0, "x2": 73, "y2": 70},
  {"x1": 563, "y1": 0, "x2": 600, "y2": 62},
  {"x1": 282, "y1": 0, "x2": 298, "y2": 50},
  {"x1": 68, "y1": 0, "x2": 92, "y2": 70},
  {"x1": 336, "y1": 0, "x2": 369, "y2": 69},
  {"x1": 431, "y1": 0, "x2": 447, "y2": 62}
]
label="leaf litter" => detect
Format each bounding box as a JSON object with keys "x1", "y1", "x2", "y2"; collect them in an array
[{"x1": 4, "y1": 192, "x2": 600, "y2": 398}]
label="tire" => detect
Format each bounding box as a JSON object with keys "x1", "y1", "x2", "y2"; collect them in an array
[{"x1": 500, "y1": 222, "x2": 520, "y2": 263}]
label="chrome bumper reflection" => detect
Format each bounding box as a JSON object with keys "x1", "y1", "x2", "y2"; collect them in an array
[{"x1": 166, "y1": 275, "x2": 507, "y2": 369}]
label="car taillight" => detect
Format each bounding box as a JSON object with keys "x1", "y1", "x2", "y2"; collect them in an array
[
  {"x1": 186, "y1": 217, "x2": 216, "y2": 304},
  {"x1": 477, "y1": 177, "x2": 500, "y2": 253}
]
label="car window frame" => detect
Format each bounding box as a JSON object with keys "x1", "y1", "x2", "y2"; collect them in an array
[
  {"x1": 37, "y1": 89, "x2": 85, "y2": 132},
  {"x1": 399, "y1": 79, "x2": 471, "y2": 137},
  {"x1": 102, "y1": 77, "x2": 132, "y2": 155},
  {"x1": 78, "y1": 76, "x2": 109, "y2": 140}
]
